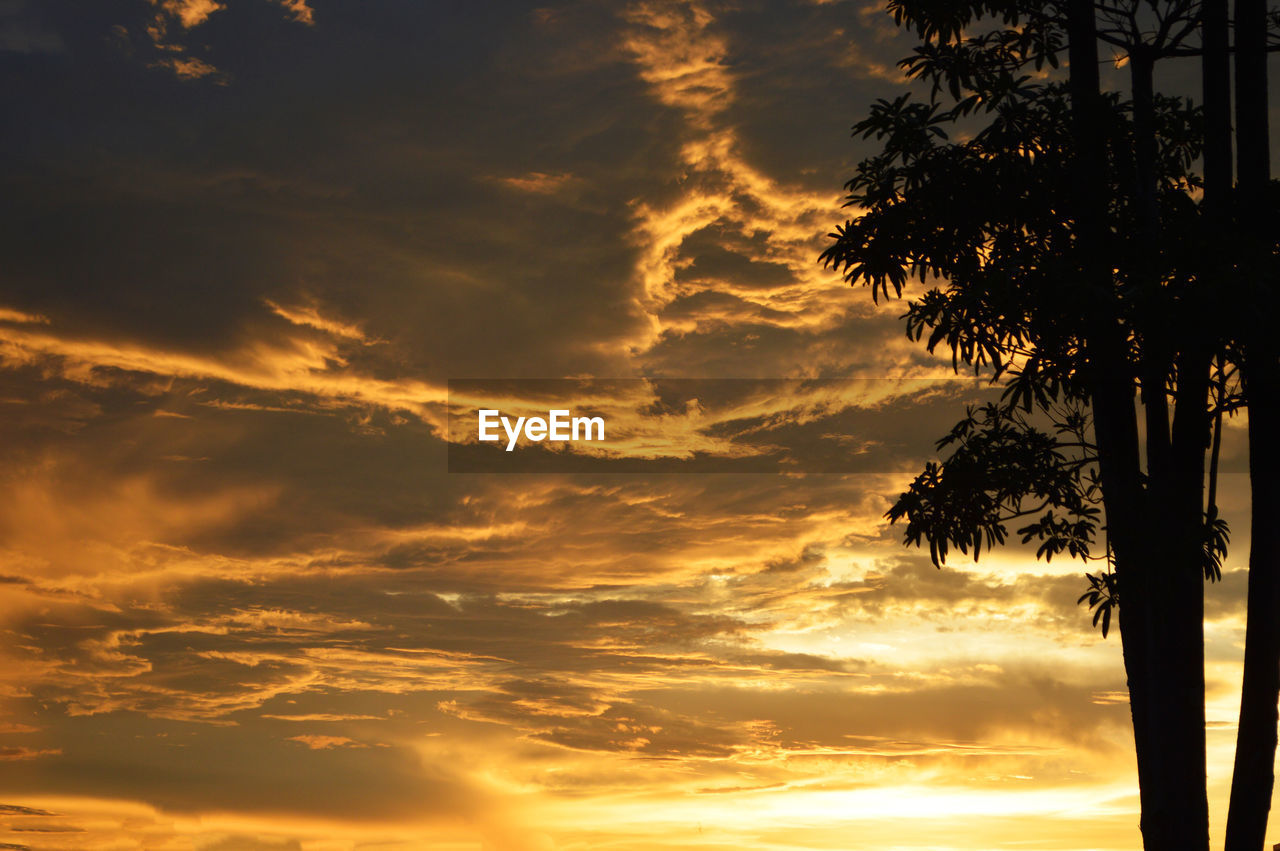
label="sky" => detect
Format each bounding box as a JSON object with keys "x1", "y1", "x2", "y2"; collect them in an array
[{"x1": 0, "y1": 1, "x2": 1272, "y2": 849}]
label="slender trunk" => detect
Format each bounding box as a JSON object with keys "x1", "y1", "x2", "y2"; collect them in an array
[
  {"x1": 1196, "y1": 4, "x2": 1232, "y2": 835},
  {"x1": 1166, "y1": 345, "x2": 1212, "y2": 849},
  {"x1": 1067, "y1": 5, "x2": 1163, "y2": 847},
  {"x1": 1123, "y1": 33, "x2": 1211, "y2": 851},
  {"x1": 1200, "y1": 0, "x2": 1231, "y2": 215},
  {"x1": 1233, "y1": 0, "x2": 1270, "y2": 195},
  {"x1": 1200, "y1": 0, "x2": 1231, "y2": 525},
  {"x1": 1225, "y1": 0, "x2": 1278, "y2": 847},
  {"x1": 1131, "y1": 51, "x2": 1172, "y2": 480},
  {"x1": 1135, "y1": 354, "x2": 1210, "y2": 851},
  {"x1": 1229, "y1": 356, "x2": 1280, "y2": 851}
]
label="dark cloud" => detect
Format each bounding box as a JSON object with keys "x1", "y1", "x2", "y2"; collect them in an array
[{"x1": 718, "y1": 0, "x2": 919, "y2": 188}]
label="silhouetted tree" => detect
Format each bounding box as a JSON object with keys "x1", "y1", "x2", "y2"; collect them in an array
[
  {"x1": 823, "y1": 2, "x2": 1276, "y2": 848},
  {"x1": 1225, "y1": 1, "x2": 1280, "y2": 848}
]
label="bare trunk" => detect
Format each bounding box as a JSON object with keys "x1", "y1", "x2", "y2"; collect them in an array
[
  {"x1": 1228, "y1": 356, "x2": 1280, "y2": 851},
  {"x1": 1225, "y1": 0, "x2": 1278, "y2": 847},
  {"x1": 1123, "y1": 31, "x2": 1211, "y2": 851},
  {"x1": 1068, "y1": 5, "x2": 1163, "y2": 847},
  {"x1": 1199, "y1": 0, "x2": 1231, "y2": 214}
]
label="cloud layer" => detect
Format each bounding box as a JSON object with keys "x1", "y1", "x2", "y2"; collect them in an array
[{"x1": 0, "y1": 0, "x2": 1268, "y2": 849}]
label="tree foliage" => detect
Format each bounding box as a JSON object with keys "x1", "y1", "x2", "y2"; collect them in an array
[{"x1": 821, "y1": 3, "x2": 1219, "y2": 603}]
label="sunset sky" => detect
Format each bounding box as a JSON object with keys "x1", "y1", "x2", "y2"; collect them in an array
[{"x1": 0, "y1": 1, "x2": 1274, "y2": 849}]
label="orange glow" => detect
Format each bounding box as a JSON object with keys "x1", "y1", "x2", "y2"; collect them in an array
[{"x1": 0, "y1": 0, "x2": 1272, "y2": 848}]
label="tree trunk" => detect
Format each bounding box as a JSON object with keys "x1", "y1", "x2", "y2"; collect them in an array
[
  {"x1": 1165, "y1": 344, "x2": 1212, "y2": 849},
  {"x1": 1200, "y1": 0, "x2": 1231, "y2": 213},
  {"x1": 1068, "y1": 6, "x2": 1214, "y2": 846},
  {"x1": 1124, "y1": 26, "x2": 1212, "y2": 851},
  {"x1": 1229, "y1": 357, "x2": 1280, "y2": 851},
  {"x1": 1225, "y1": 0, "x2": 1278, "y2": 847},
  {"x1": 1067, "y1": 5, "x2": 1163, "y2": 847}
]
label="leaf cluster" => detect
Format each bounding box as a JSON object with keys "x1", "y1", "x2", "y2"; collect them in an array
[
  {"x1": 1077, "y1": 571, "x2": 1117, "y2": 637},
  {"x1": 886, "y1": 401, "x2": 1101, "y2": 567}
]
